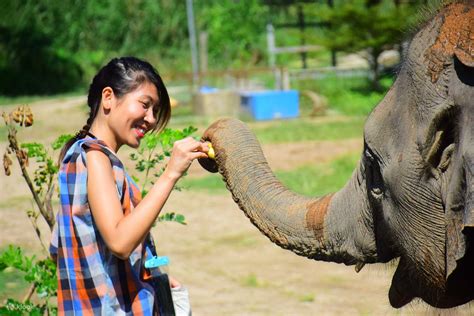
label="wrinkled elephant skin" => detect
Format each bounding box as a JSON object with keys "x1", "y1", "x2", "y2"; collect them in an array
[{"x1": 199, "y1": 2, "x2": 474, "y2": 309}]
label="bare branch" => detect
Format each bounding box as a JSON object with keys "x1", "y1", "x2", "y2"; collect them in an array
[
  {"x1": 6, "y1": 122, "x2": 55, "y2": 230},
  {"x1": 22, "y1": 284, "x2": 36, "y2": 303}
]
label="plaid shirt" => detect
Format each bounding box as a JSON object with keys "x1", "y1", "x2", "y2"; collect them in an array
[{"x1": 50, "y1": 138, "x2": 155, "y2": 315}]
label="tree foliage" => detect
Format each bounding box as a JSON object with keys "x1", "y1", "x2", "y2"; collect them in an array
[
  {"x1": 314, "y1": 0, "x2": 422, "y2": 89},
  {"x1": 0, "y1": 0, "x2": 426, "y2": 95},
  {"x1": 195, "y1": 0, "x2": 269, "y2": 68},
  {"x1": 0, "y1": 1, "x2": 81, "y2": 95},
  {"x1": 0, "y1": 0, "x2": 190, "y2": 94},
  {"x1": 0, "y1": 246, "x2": 57, "y2": 315}
]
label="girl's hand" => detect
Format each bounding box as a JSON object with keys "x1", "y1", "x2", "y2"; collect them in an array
[
  {"x1": 168, "y1": 275, "x2": 181, "y2": 289},
  {"x1": 164, "y1": 137, "x2": 209, "y2": 180}
]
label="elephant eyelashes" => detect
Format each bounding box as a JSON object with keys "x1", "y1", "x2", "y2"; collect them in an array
[{"x1": 364, "y1": 147, "x2": 385, "y2": 200}]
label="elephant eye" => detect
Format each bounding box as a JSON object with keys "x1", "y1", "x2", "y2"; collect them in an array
[
  {"x1": 365, "y1": 149, "x2": 375, "y2": 161},
  {"x1": 364, "y1": 146, "x2": 384, "y2": 200}
]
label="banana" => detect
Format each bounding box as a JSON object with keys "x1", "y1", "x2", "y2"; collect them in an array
[{"x1": 207, "y1": 143, "x2": 215, "y2": 160}]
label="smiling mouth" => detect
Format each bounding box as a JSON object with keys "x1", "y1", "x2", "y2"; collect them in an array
[{"x1": 135, "y1": 127, "x2": 146, "y2": 138}]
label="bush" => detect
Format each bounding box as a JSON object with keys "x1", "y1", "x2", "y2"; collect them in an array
[{"x1": 0, "y1": 26, "x2": 83, "y2": 96}]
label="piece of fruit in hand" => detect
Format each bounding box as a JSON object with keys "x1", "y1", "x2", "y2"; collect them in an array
[{"x1": 207, "y1": 143, "x2": 215, "y2": 160}]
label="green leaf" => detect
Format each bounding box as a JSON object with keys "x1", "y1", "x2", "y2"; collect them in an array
[
  {"x1": 174, "y1": 214, "x2": 186, "y2": 224},
  {"x1": 0, "y1": 245, "x2": 31, "y2": 272},
  {"x1": 183, "y1": 126, "x2": 198, "y2": 137},
  {"x1": 48, "y1": 164, "x2": 59, "y2": 174},
  {"x1": 0, "y1": 246, "x2": 57, "y2": 298},
  {"x1": 51, "y1": 134, "x2": 74, "y2": 150},
  {"x1": 0, "y1": 299, "x2": 43, "y2": 315},
  {"x1": 158, "y1": 212, "x2": 187, "y2": 225},
  {"x1": 143, "y1": 133, "x2": 160, "y2": 150},
  {"x1": 21, "y1": 143, "x2": 46, "y2": 161}
]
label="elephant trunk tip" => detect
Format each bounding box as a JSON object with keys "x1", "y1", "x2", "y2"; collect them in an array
[
  {"x1": 198, "y1": 156, "x2": 219, "y2": 173},
  {"x1": 198, "y1": 119, "x2": 233, "y2": 173}
]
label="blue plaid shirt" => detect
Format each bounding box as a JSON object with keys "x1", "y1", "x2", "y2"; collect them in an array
[{"x1": 50, "y1": 138, "x2": 155, "y2": 315}]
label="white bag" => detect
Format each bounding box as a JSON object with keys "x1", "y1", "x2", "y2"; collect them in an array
[{"x1": 171, "y1": 286, "x2": 192, "y2": 316}]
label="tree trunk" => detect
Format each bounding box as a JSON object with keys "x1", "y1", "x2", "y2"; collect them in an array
[{"x1": 367, "y1": 49, "x2": 383, "y2": 92}]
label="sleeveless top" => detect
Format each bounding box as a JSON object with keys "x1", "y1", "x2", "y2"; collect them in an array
[{"x1": 50, "y1": 137, "x2": 155, "y2": 315}]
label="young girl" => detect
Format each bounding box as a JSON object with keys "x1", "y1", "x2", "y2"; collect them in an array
[{"x1": 50, "y1": 57, "x2": 209, "y2": 314}]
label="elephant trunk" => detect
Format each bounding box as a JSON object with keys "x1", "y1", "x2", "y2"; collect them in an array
[{"x1": 199, "y1": 118, "x2": 378, "y2": 264}]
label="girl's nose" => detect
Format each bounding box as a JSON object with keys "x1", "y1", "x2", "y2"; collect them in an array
[{"x1": 144, "y1": 107, "x2": 157, "y2": 125}]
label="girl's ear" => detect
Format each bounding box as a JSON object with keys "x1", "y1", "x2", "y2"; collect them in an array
[{"x1": 101, "y1": 87, "x2": 115, "y2": 110}]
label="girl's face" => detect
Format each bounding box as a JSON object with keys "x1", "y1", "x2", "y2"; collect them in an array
[{"x1": 108, "y1": 81, "x2": 158, "y2": 150}]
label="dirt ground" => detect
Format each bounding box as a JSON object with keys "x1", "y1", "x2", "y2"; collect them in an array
[{"x1": 1, "y1": 97, "x2": 473, "y2": 315}]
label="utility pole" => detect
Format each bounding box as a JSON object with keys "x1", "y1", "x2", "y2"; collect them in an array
[
  {"x1": 186, "y1": 0, "x2": 199, "y2": 87},
  {"x1": 297, "y1": 4, "x2": 307, "y2": 69},
  {"x1": 327, "y1": 0, "x2": 337, "y2": 67}
]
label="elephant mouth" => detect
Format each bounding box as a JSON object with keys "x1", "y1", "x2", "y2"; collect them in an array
[
  {"x1": 388, "y1": 258, "x2": 446, "y2": 308},
  {"x1": 388, "y1": 258, "x2": 415, "y2": 308},
  {"x1": 389, "y1": 235, "x2": 474, "y2": 309}
]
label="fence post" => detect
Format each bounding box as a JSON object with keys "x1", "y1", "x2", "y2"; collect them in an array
[
  {"x1": 281, "y1": 67, "x2": 290, "y2": 90},
  {"x1": 199, "y1": 31, "x2": 208, "y2": 86},
  {"x1": 267, "y1": 24, "x2": 276, "y2": 68}
]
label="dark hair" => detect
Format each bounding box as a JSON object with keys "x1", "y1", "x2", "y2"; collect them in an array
[{"x1": 59, "y1": 57, "x2": 171, "y2": 162}]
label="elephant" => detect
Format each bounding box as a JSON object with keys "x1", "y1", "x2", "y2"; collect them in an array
[{"x1": 198, "y1": 2, "x2": 474, "y2": 309}]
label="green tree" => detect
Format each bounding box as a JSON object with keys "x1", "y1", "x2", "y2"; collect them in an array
[
  {"x1": 0, "y1": 0, "x2": 191, "y2": 93},
  {"x1": 315, "y1": 0, "x2": 421, "y2": 90},
  {"x1": 0, "y1": 1, "x2": 83, "y2": 95},
  {"x1": 196, "y1": 0, "x2": 270, "y2": 68},
  {"x1": 0, "y1": 0, "x2": 278, "y2": 95}
]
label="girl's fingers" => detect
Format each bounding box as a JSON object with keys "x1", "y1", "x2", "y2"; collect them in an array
[
  {"x1": 174, "y1": 137, "x2": 209, "y2": 153},
  {"x1": 189, "y1": 151, "x2": 209, "y2": 161},
  {"x1": 198, "y1": 141, "x2": 213, "y2": 153},
  {"x1": 187, "y1": 140, "x2": 209, "y2": 153},
  {"x1": 168, "y1": 275, "x2": 181, "y2": 289}
]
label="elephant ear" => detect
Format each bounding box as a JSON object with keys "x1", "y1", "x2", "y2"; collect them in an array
[
  {"x1": 443, "y1": 53, "x2": 474, "y2": 278},
  {"x1": 421, "y1": 48, "x2": 474, "y2": 278},
  {"x1": 444, "y1": 147, "x2": 473, "y2": 279},
  {"x1": 463, "y1": 155, "x2": 474, "y2": 227},
  {"x1": 421, "y1": 101, "x2": 460, "y2": 279}
]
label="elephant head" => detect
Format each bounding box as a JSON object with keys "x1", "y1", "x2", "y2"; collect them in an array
[{"x1": 198, "y1": 2, "x2": 474, "y2": 309}]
